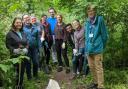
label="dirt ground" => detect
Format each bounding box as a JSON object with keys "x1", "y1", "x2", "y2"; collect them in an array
[{"x1": 53, "y1": 70, "x2": 87, "y2": 89}]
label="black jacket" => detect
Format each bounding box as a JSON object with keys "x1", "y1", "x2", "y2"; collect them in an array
[
  {"x1": 66, "y1": 30, "x2": 75, "y2": 49},
  {"x1": 6, "y1": 29, "x2": 28, "y2": 55}
]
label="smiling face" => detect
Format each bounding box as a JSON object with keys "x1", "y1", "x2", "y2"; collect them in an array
[
  {"x1": 87, "y1": 5, "x2": 96, "y2": 19},
  {"x1": 25, "y1": 16, "x2": 31, "y2": 25},
  {"x1": 56, "y1": 15, "x2": 62, "y2": 23},
  {"x1": 23, "y1": 15, "x2": 29, "y2": 23},
  {"x1": 41, "y1": 15, "x2": 47, "y2": 23},
  {"x1": 14, "y1": 19, "x2": 22, "y2": 30},
  {"x1": 31, "y1": 17, "x2": 37, "y2": 24},
  {"x1": 72, "y1": 20, "x2": 80, "y2": 30},
  {"x1": 49, "y1": 9, "x2": 56, "y2": 17},
  {"x1": 87, "y1": 9, "x2": 96, "y2": 19},
  {"x1": 66, "y1": 25, "x2": 72, "y2": 33}
]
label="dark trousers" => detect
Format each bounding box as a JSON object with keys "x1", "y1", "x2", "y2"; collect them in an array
[
  {"x1": 38, "y1": 46, "x2": 45, "y2": 70},
  {"x1": 44, "y1": 45, "x2": 50, "y2": 65},
  {"x1": 25, "y1": 59, "x2": 32, "y2": 80},
  {"x1": 15, "y1": 62, "x2": 25, "y2": 87},
  {"x1": 27, "y1": 47, "x2": 39, "y2": 78},
  {"x1": 55, "y1": 39, "x2": 69, "y2": 67},
  {"x1": 72, "y1": 48, "x2": 89, "y2": 75}
]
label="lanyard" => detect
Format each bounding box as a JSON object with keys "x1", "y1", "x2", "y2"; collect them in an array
[
  {"x1": 89, "y1": 24, "x2": 95, "y2": 34},
  {"x1": 89, "y1": 24, "x2": 95, "y2": 43}
]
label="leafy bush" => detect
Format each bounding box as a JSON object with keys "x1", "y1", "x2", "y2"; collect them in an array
[{"x1": 0, "y1": 56, "x2": 29, "y2": 88}]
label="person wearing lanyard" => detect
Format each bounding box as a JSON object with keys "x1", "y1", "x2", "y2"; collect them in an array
[{"x1": 85, "y1": 4, "x2": 108, "y2": 89}]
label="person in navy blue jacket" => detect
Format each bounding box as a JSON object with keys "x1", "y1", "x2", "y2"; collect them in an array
[
  {"x1": 23, "y1": 15, "x2": 40, "y2": 79},
  {"x1": 85, "y1": 4, "x2": 108, "y2": 89}
]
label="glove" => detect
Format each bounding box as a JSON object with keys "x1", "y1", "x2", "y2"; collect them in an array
[
  {"x1": 61, "y1": 42, "x2": 65, "y2": 49},
  {"x1": 13, "y1": 48, "x2": 21, "y2": 54},
  {"x1": 22, "y1": 48, "x2": 28, "y2": 54},
  {"x1": 73, "y1": 49, "x2": 78, "y2": 55},
  {"x1": 41, "y1": 37, "x2": 45, "y2": 42}
]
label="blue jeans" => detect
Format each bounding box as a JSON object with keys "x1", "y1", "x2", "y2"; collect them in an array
[{"x1": 72, "y1": 48, "x2": 89, "y2": 75}]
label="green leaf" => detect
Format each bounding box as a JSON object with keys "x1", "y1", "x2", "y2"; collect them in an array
[{"x1": 0, "y1": 64, "x2": 10, "y2": 73}]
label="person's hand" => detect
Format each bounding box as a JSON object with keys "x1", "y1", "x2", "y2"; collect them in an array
[
  {"x1": 41, "y1": 37, "x2": 45, "y2": 42},
  {"x1": 13, "y1": 48, "x2": 21, "y2": 54},
  {"x1": 73, "y1": 49, "x2": 78, "y2": 55},
  {"x1": 62, "y1": 42, "x2": 65, "y2": 49},
  {"x1": 22, "y1": 48, "x2": 28, "y2": 54}
]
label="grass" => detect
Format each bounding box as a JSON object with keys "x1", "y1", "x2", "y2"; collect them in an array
[{"x1": 24, "y1": 71, "x2": 49, "y2": 89}]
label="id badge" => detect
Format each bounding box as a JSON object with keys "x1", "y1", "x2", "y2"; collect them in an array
[{"x1": 89, "y1": 33, "x2": 93, "y2": 38}]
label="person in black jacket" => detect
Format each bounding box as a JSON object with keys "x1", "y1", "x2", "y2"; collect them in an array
[
  {"x1": 65, "y1": 23, "x2": 75, "y2": 49},
  {"x1": 6, "y1": 17, "x2": 28, "y2": 89}
]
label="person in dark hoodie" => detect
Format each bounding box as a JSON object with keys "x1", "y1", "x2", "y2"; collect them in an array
[
  {"x1": 54, "y1": 14, "x2": 70, "y2": 73},
  {"x1": 6, "y1": 17, "x2": 28, "y2": 89}
]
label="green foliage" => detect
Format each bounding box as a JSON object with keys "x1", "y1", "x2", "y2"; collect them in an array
[
  {"x1": 0, "y1": 0, "x2": 128, "y2": 88},
  {"x1": 24, "y1": 72, "x2": 49, "y2": 89},
  {"x1": 0, "y1": 56, "x2": 29, "y2": 88}
]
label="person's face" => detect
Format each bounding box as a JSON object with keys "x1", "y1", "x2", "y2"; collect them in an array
[
  {"x1": 25, "y1": 16, "x2": 31, "y2": 25},
  {"x1": 31, "y1": 17, "x2": 37, "y2": 24},
  {"x1": 57, "y1": 15, "x2": 62, "y2": 23},
  {"x1": 72, "y1": 21, "x2": 80, "y2": 30},
  {"x1": 14, "y1": 19, "x2": 22, "y2": 30},
  {"x1": 87, "y1": 8, "x2": 96, "y2": 18},
  {"x1": 41, "y1": 16, "x2": 47, "y2": 23},
  {"x1": 49, "y1": 9, "x2": 55, "y2": 17},
  {"x1": 23, "y1": 15, "x2": 29, "y2": 23},
  {"x1": 66, "y1": 25, "x2": 72, "y2": 33}
]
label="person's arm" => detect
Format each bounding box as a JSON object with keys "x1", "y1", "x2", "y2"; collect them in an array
[
  {"x1": 61, "y1": 24, "x2": 67, "y2": 49},
  {"x1": 100, "y1": 16, "x2": 108, "y2": 48},
  {"x1": 24, "y1": 33, "x2": 29, "y2": 49},
  {"x1": 36, "y1": 28, "x2": 41, "y2": 49},
  {"x1": 6, "y1": 32, "x2": 21, "y2": 54},
  {"x1": 6, "y1": 32, "x2": 14, "y2": 52},
  {"x1": 41, "y1": 30, "x2": 45, "y2": 41},
  {"x1": 47, "y1": 23, "x2": 53, "y2": 48},
  {"x1": 48, "y1": 23, "x2": 52, "y2": 36},
  {"x1": 39, "y1": 25, "x2": 45, "y2": 43},
  {"x1": 74, "y1": 32, "x2": 79, "y2": 50},
  {"x1": 69, "y1": 38, "x2": 75, "y2": 49},
  {"x1": 62, "y1": 23, "x2": 67, "y2": 43}
]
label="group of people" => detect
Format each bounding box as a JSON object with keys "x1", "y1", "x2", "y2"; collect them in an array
[{"x1": 5, "y1": 4, "x2": 108, "y2": 89}]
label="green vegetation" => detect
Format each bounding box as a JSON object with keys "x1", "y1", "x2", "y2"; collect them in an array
[{"x1": 0, "y1": 0, "x2": 128, "y2": 89}]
